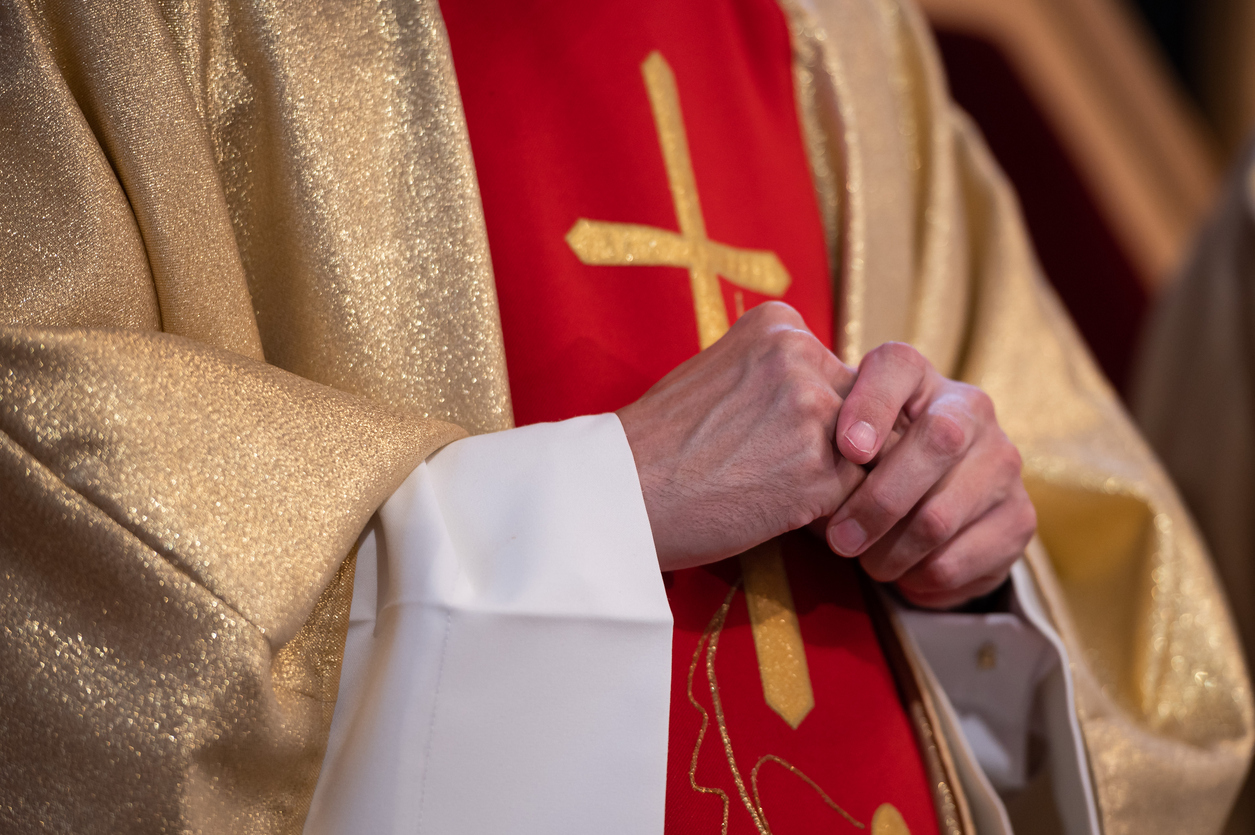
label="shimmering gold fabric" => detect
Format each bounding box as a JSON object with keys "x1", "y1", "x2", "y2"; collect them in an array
[
  {"x1": 1132, "y1": 145, "x2": 1255, "y2": 835},
  {"x1": 785, "y1": 1, "x2": 1254, "y2": 832},
  {"x1": 1, "y1": 0, "x2": 262, "y2": 358},
  {"x1": 0, "y1": 330, "x2": 466, "y2": 831},
  {"x1": 1, "y1": 0, "x2": 502, "y2": 831},
  {"x1": 183, "y1": 0, "x2": 513, "y2": 432},
  {"x1": 873, "y1": 584, "x2": 972, "y2": 835}
]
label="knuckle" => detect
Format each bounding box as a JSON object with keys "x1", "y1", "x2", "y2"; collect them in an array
[
  {"x1": 760, "y1": 335, "x2": 831, "y2": 393},
  {"x1": 761, "y1": 330, "x2": 809, "y2": 371},
  {"x1": 791, "y1": 326, "x2": 827, "y2": 354},
  {"x1": 861, "y1": 555, "x2": 902, "y2": 584},
  {"x1": 739, "y1": 304, "x2": 784, "y2": 343},
  {"x1": 785, "y1": 380, "x2": 835, "y2": 420},
  {"x1": 787, "y1": 382, "x2": 817, "y2": 414},
  {"x1": 871, "y1": 341, "x2": 923, "y2": 368},
  {"x1": 914, "y1": 505, "x2": 955, "y2": 549},
  {"x1": 756, "y1": 301, "x2": 803, "y2": 329},
  {"x1": 804, "y1": 437, "x2": 837, "y2": 471},
  {"x1": 742, "y1": 300, "x2": 772, "y2": 325},
  {"x1": 786, "y1": 504, "x2": 818, "y2": 532},
  {"x1": 864, "y1": 482, "x2": 904, "y2": 523},
  {"x1": 760, "y1": 300, "x2": 796, "y2": 319},
  {"x1": 961, "y1": 384, "x2": 996, "y2": 420},
  {"x1": 776, "y1": 328, "x2": 818, "y2": 361},
  {"x1": 917, "y1": 556, "x2": 965, "y2": 592},
  {"x1": 922, "y1": 411, "x2": 968, "y2": 458}
]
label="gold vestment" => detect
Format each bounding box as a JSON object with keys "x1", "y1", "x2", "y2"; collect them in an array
[
  {"x1": 1132, "y1": 142, "x2": 1255, "y2": 835},
  {"x1": 0, "y1": 0, "x2": 1249, "y2": 832}
]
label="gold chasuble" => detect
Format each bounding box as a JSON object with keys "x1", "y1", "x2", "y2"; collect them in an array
[{"x1": 0, "y1": 2, "x2": 1250, "y2": 835}]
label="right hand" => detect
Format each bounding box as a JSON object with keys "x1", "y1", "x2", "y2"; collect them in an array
[{"x1": 616, "y1": 302, "x2": 865, "y2": 571}]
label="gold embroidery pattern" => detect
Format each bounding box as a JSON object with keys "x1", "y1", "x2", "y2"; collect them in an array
[
  {"x1": 751, "y1": 755, "x2": 863, "y2": 831},
  {"x1": 687, "y1": 585, "x2": 738, "y2": 835},
  {"x1": 687, "y1": 578, "x2": 909, "y2": 834},
  {"x1": 564, "y1": 51, "x2": 791, "y2": 350}
]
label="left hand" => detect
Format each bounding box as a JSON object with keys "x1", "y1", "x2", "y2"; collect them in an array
[{"x1": 824, "y1": 342, "x2": 1036, "y2": 609}]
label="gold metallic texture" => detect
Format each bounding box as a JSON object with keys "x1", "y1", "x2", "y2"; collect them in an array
[{"x1": 740, "y1": 541, "x2": 816, "y2": 729}]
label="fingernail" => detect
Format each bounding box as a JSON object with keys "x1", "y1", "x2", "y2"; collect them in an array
[
  {"x1": 845, "y1": 420, "x2": 877, "y2": 454},
  {"x1": 828, "y1": 518, "x2": 867, "y2": 555}
]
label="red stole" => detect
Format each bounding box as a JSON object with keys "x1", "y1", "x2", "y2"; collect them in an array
[{"x1": 440, "y1": 1, "x2": 940, "y2": 832}]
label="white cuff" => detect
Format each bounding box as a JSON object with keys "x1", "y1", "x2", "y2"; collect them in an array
[
  {"x1": 900, "y1": 599, "x2": 1055, "y2": 791},
  {"x1": 304, "y1": 414, "x2": 673, "y2": 835},
  {"x1": 897, "y1": 560, "x2": 1100, "y2": 835}
]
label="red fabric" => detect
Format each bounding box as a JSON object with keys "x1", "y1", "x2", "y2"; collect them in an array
[
  {"x1": 664, "y1": 533, "x2": 941, "y2": 835},
  {"x1": 440, "y1": 0, "x2": 831, "y2": 425},
  {"x1": 441, "y1": 1, "x2": 940, "y2": 832}
]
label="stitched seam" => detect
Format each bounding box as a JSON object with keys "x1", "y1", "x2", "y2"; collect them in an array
[{"x1": 415, "y1": 606, "x2": 454, "y2": 835}]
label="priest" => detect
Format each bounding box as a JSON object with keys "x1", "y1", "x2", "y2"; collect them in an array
[{"x1": 0, "y1": 1, "x2": 1248, "y2": 834}]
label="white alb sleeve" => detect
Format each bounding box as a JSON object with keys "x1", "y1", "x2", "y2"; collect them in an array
[{"x1": 303, "y1": 413, "x2": 673, "y2": 835}]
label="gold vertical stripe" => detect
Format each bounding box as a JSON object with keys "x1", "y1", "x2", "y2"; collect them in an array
[{"x1": 740, "y1": 540, "x2": 815, "y2": 729}]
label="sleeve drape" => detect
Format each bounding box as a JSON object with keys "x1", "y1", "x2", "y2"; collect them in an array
[{"x1": 0, "y1": 0, "x2": 504, "y2": 831}]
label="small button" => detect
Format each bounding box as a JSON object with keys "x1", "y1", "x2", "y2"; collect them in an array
[{"x1": 976, "y1": 641, "x2": 997, "y2": 670}]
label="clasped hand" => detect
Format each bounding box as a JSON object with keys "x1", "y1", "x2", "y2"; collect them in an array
[{"x1": 617, "y1": 302, "x2": 1036, "y2": 609}]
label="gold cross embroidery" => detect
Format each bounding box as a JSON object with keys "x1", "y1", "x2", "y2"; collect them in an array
[
  {"x1": 565, "y1": 51, "x2": 791, "y2": 350},
  {"x1": 565, "y1": 51, "x2": 813, "y2": 729}
]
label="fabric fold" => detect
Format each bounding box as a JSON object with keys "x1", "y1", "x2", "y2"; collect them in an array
[{"x1": 307, "y1": 414, "x2": 673, "y2": 835}]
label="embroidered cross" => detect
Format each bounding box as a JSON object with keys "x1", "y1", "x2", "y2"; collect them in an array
[{"x1": 565, "y1": 51, "x2": 791, "y2": 350}]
